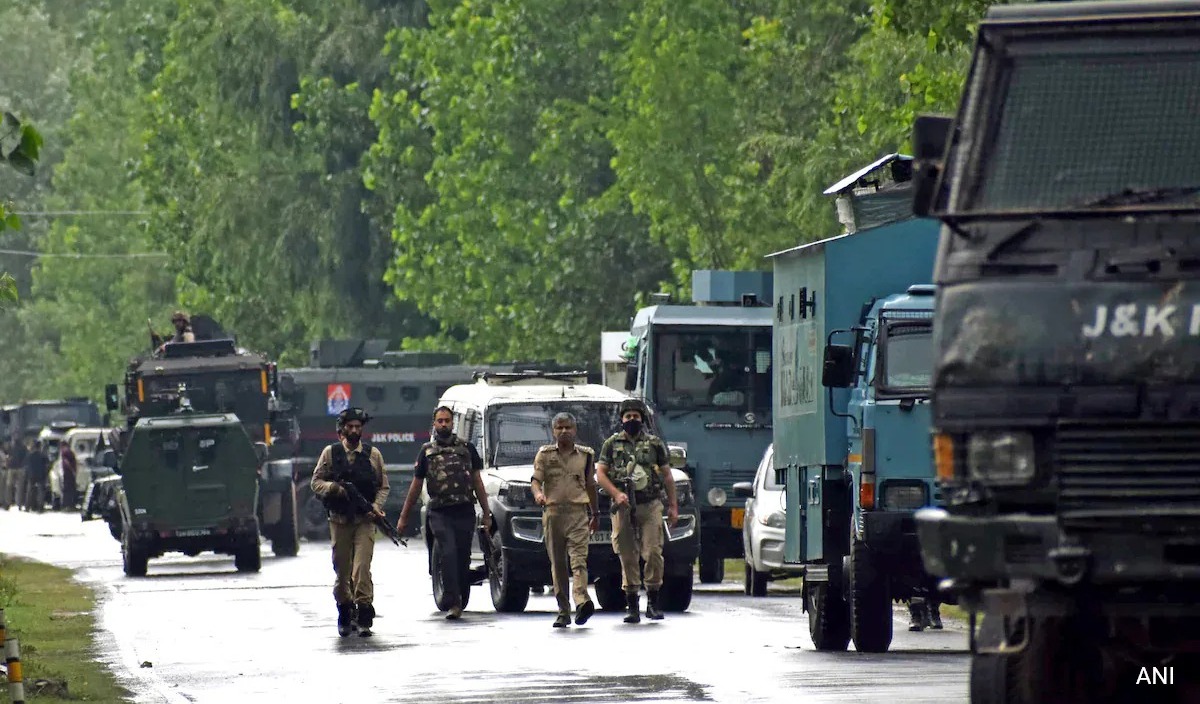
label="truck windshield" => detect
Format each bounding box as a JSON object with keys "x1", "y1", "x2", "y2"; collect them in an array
[
  {"x1": 880, "y1": 326, "x2": 933, "y2": 392},
  {"x1": 652, "y1": 329, "x2": 772, "y2": 412},
  {"x1": 487, "y1": 401, "x2": 619, "y2": 467},
  {"x1": 19, "y1": 403, "x2": 101, "y2": 432},
  {"x1": 965, "y1": 37, "x2": 1200, "y2": 212},
  {"x1": 143, "y1": 372, "x2": 267, "y2": 422}
]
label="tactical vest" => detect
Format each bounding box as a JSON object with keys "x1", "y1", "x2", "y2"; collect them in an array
[
  {"x1": 424, "y1": 436, "x2": 475, "y2": 510},
  {"x1": 605, "y1": 432, "x2": 665, "y2": 504},
  {"x1": 322, "y1": 442, "x2": 379, "y2": 516}
]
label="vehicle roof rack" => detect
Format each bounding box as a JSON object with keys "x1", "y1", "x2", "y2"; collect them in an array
[{"x1": 472, "y1": 370, "x2": 590, "y2": 385}]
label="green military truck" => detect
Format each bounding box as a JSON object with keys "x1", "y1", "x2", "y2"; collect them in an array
[
  {"x1": 101, "y1": 411, "x2": 266, "y2": 576},
  {"x1": 911, "y1": 1, "x2": 1200, "y2": 701}
]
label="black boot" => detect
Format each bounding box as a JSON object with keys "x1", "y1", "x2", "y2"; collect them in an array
[
  {"x1": 356, "y1": 603, "x2": 375, "y2": 637},
  {"x1": 645, "y1": 590, "x2": 664, "y2": 620},
  {"x1": 623, "y1": 592, "x2": 641, "y2": 624},
  {"x1": 336, "y1": 604, "x2": 355, "y2": 637}
]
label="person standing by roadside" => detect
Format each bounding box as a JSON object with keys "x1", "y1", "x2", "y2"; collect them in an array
[
  {"x1": 531, "y1": 412, "x2": 599, "y2": 628},
  {"x1": 310, "y1": 408, "x2": 389, "y2": 637},
  {"x1": 24, "y1": 439, "x2": 49, "y2": 513},
  {"x1": 396, "y1": 406, "x2": 490, "y2": 621},
  {"x1": 60, "y1": 441, "x2": 79, "y2": 509},
  {"x1": 8, "y1": 437, "x2": 27, "y2": 510}
]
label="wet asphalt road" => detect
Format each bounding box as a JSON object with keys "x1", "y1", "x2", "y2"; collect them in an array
[{"x1": 2, "y1": 510, "x2": 968, "y2": 703}]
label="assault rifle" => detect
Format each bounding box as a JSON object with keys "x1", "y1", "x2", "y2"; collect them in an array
[
  {"x1": 339, "y1": 481, "x2": 407, "y2": 547},
  {"x1": 623, "y1": 475, "x2": 641, "y2": 548}
]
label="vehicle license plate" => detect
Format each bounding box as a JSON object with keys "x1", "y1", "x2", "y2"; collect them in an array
[
  {"x1": 590, "y1": 530, "x2": 611, "y2": 544},
  {"x1": 731, "y1": 508, "x2": 745, "y2": 529}
]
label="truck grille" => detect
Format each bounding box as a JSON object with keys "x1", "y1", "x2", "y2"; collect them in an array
[{"x1": 1056, "y1": 421, "x2": 1200, "y2": 529}]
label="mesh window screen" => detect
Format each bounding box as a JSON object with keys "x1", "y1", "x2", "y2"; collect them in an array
[{"x1": 977, "y1": 42, "x2": 1200, "y2": 210}]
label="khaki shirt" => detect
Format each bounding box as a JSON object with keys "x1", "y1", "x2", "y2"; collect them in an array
[
  {"x1": 532, "y1": 443, "x2": 594, "y2": 506},
  {"x1": 310, "y1": 440, "x2": 390, "y2": 524}
]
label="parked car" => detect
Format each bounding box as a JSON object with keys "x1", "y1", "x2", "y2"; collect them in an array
[{"x1": 734, "y1": 443, "x2": 801, "y2": 596}]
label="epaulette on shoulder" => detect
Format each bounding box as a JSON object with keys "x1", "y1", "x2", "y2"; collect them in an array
[
  {"x1": 577, "y1": 444, "x2": 595, "y2": 455},
  {"x1": 537, "y1": 443, "x2": 557, "y2": 453}
]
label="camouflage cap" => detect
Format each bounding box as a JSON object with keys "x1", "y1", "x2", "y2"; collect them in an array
[
  {"x1": 171, "y1": 310, "x2": 190, "y2": 324},
  {"x1": 336, "y1": 407, "x2": 371, "y2": 430},
  {"x1": 617, "y1": 398, "x2": 649, "y2": 418}
]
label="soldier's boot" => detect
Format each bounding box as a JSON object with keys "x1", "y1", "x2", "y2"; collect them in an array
[
  {"x1": 908, "y1": 599, "x2": 928, "y2": 632},
  {"x1": 553, "y1": 612, "x2": 571, "y2": 628},
  {"x1": 356, "y1": 603, "x2": 375, "y2": 637},
  {"x1": 336, "y1": 604, "x2": 355, "y2": 638},
  {"x1": 575, "y1": 599, "x2": 595, "y2": 626},
  {"x1": 929, "y1": 607, "x2": 943, "y2": 630},
  {"x1": 645, "y1": 590, "x2": 665, "y2": 620},
  {"x1": 623, "y1": 592, "x2": 641, "y2": 624}
]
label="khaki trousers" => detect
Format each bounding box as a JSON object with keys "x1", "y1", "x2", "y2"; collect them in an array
[
  {"x1": 543, "y1": 504, "x2": 590, "y2": 614},
  {"x1": 612, "y1": 498, "x2": 664, "y2": 593},
  {"x1": 329, "y1": 518, "x2": 376, "y2": 605}
]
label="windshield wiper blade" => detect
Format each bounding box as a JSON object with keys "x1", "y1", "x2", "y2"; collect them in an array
[
  {"x1": 985, "y1": 219, "x2": 1041, "y2": 261},
  {"x1": 1079, "y1": 185, "x2": 1200, "y2": 208}
]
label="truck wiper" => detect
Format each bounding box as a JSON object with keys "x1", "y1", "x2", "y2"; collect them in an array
[
  {"x1": 1078, "y1": 185, "x2": 1200, "y2": 208},
  {"x1": 985, "y1": 219, "x2": 1041, "y2": 261}
]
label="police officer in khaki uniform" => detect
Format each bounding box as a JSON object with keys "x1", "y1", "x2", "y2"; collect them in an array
[
  {"x1": 596, "y1": 398, "x2": 679, "y2": 623},
  {"x1": 397, "y1": 406, "x2": 491, "y2": 620},
  {"x1": 310, "y1": 407, "x2": 389, "y2": 637},
  {"x1": 531, "y1": 412, "x2": 599, "y2": 628}
]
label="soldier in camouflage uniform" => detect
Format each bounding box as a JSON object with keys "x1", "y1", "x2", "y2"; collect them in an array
[
  {"x1": 310, "y1": 407, "x2": 389, "y2": 637},
  {"x1": 531, "y1": 412, "x2": 600, "y2": 628},
  {"x1": 596, "y1": 398, "x2": 679, "y2": 623},
  {"x1": 397, "y1": 406, "x2": 491, "y2": 620}
]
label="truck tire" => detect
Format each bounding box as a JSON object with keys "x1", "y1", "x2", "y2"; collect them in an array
[
  {"x1": 122, "y1": 532, "x2": 148, "y2": 577},
  {"x1": 488, "y1": 531, "x2": 529, "y2": 613},
  {"x1": 849, "y1": 539, "x2": 892, "y2": 653},
  {"x1": 744, "y1": 562, "x2": 768, "y2": 597},
  {"x1": 807, "y1": 581, "x2": 851, "y2": 651},
  {"x1": 1012, "y1": 617, "x2": 1098, "y2": 704},
  {"x1": 970, "y1": 652, "x2": 1014, "y2": 704},
  {"x1": 302, "y1": 493, "x2": 328, "y2": 541},
  {"x1": 594, "y1": 574, "x2": 625, "y2": 612},
  {"x1": 270, "y1": 486, "x2": 300, "y2": 557},
  {"x1": 658, "y1": 568, "x2": 694, "y2": 612},
  {"x1": 699, "y1": 548, "x2": 725, "y2": 584},
  {"x1": 106, "y1": 511, "x2": 123, "y2": 541},
  {"x1": 234, "y1": 541, "x2": 262, "y2": 573}
]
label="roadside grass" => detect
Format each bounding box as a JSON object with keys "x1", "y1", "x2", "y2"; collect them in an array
[
  {"x1": 721, "y1": 558, "x2": 803, "y2": 589},
  {"x1": 0, "y1": 554, "x2": 130, "y2": 702}
]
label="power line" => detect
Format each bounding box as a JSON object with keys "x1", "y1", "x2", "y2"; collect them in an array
[{"x1": 0, "y1": 248, "x2": 167, "y2": 259}]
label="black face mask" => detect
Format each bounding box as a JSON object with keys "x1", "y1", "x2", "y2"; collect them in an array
[
  {"x1": 622, "y1": 419, "x2": 642, "y2": 437},
  {"x1": 435, "y1": 427, "x2": 453, "y2": 441}
]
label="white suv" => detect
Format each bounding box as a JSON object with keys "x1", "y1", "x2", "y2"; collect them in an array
[
  {"x1": 734, "y1": 443, "x2": 801, "y2": 596},
  {"x1": 429, "y1": 371, "x2": 699, "y2": 614}
]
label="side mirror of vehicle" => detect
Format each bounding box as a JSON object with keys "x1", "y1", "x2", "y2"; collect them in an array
[
  {"x1": 732, "y1": 481, "x2": 754, "y2": 499},
  {"x1": 624, "y1": 362, "x2": 638, "y2": 391},
  {"x1": 104, "y1": 383, "x2": 120, "y2": 412},
  {"x1": 911, "y1": 113, "x2": 954, "y2": 218},
  {"x1": 668, "y1": 445, "x2": 687, "y2": 469},
  {"x1": 278, "y1": 373, "x2": 296, "y2": 401},
  {"x1": 100, "y1": 449, "x2": 117, "y2": 469},
  {"x1": 822, "y1": 344, "x2": 855, "y2": 388},
  {"x1": 253, "y1": 442, "x2": 270, "y2": 466}
]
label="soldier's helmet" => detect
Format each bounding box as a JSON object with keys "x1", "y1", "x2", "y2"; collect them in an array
[
  {"x1": 336, "y1": 407, "x2": 371, "y2": 432},
  {"x1": 171, "y1": 310, "x2": 190, "y2": 325},
  {"x1": 618, "y1": 398, "x2": 649, "y2": 419}
]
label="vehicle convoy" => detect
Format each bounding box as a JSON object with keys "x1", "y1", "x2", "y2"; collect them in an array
[
  {"x1": 767, "y1": 155, "x2": 941, "y2": 652},
  {"x1": 278, "y1": 340, "x2": 525, "y2": 540},
  {"x1": 1, "y1": 398, "x2": 102, "y2": 441},
  {"x1": 910, "y1": 2, "x2": 1200, "y2": 701},
  {"x1": 433, "y1": 371, "x2": 698, "y2": 614},
  {"x1": 617, "y1": 270, "x2": 773, "y2": 583},
  {"x1": 99, "y1": 410, "x2": 268, "y2": 576},
  {"x1": 99, "y1": 322, "x2": 299, "y2": 557}
]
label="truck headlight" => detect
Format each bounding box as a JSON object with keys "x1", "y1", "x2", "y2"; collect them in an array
[
  {"x1": 758, "y1": 510, "x2": 785, "y2": 528},
  {"x1": 881, "y1": 481, "x2": 927, "y2": 511},
  {"x1": 967, "y1": 431, "x2": 1036, "y2": 484},
  {"x1": 707, "y1": 487, "x2": 727, "y2": 507}
]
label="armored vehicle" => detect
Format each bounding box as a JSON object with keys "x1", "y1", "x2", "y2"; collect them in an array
[
  {"x1": 911, "y1": 2, "x2": 1200, "y2": 700},
  {"x1": 766, "y1": 156, "x2": 942, "y2": 652},
  {"x1": 434, "y1": 372, "x2": 698, "y2": 614},
  {"x1": 618, "y1": 270, "x2": 773, "y2": 583},
  {"x1": 2, "y1": 398, "x2": 101, "y2": 441},
  {"x1": 105, "y1": 328, "x2": 298, "y2": 557},
  {"x1": 104, "y1": 411, "x2": 266, "y2": 576}
]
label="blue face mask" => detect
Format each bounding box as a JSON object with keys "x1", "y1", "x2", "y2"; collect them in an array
[{"x1": 622, "y1": 419, "x2": 642, "y2": 437}]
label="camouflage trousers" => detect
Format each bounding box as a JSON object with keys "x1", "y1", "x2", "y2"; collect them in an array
[
  {"x1": 329, "y1": 518, "x2": 376, "y2": 605},
  {"x1": 543, "y1": 504, "x2": 590, "y2": 614},
  {"x1": 612, "y1": 499, "x2": 664, "y2": 593}
]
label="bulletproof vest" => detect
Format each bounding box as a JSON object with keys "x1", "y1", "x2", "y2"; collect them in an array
[
  {"x1": 323, "y1": 442, "x2": 379, "y2": 516},
  {"x1": 606, "y1": 432, "x2": 664, "y2": 503},
  {"x1": 424, "y1": 436, "x2": 475, "y2": 509}
]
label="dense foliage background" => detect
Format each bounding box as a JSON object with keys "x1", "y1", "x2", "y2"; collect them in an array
[{"x1": 0, "y1": 0, "x2": 998, "y2": 401}]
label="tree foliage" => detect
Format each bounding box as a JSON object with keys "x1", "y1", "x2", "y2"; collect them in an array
[{"x1": 0, "y1": 0, "x2": 998, "y2": 401}]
